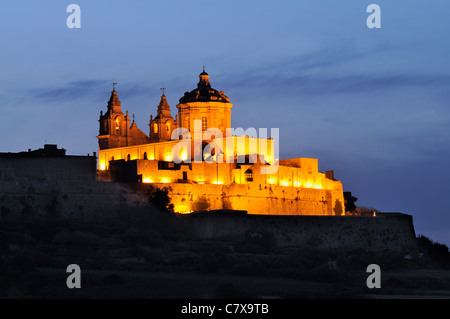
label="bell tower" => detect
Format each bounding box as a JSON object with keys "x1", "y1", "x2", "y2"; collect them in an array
[
  {"x1": 97, "y1": 85, "x2": 131, "y2": 150},
  {"x1": 149, "y1": 89, "x2": 176, "y2": 142}
]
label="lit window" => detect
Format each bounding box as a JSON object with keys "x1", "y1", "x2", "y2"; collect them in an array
[
  {"x1": 202, "y1": 117, "x2": 207, "y2": 131},
  {"x1": 154, "y1": 123, "x2": 158, "y2": 133},
  {"x1": 244, "y1": 169, "x2": 253, "y2": 182},
  {"x1": 115, "y1": 118, "x2": 120, "y2": 131},
  {"x1": 166, "y1": 122, "x2": 170, "y2": 132}
]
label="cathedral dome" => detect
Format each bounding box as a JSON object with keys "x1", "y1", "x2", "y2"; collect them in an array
[{"x1": 179, "y1": 69, "x2": 230, "y2": 103}]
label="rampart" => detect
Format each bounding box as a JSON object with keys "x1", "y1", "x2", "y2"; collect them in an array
[
  {"x1": 182, "y1": 212, "x2": 417, "y2": 251},
  {"x1": 0, "y1": 180, "x2": 417, "y2": 251}
]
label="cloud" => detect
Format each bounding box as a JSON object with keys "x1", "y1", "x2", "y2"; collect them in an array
[
  {"x1": 30, "y1": 79, "x2": 159, "y2": 104},
  {"x1": 31, "y1": 80, "x2": 107, "y2": 102},
  {"x1": 226, "y1": 69, "x2": 450, "y2": 98},
  {"x1": 218, "y1": 47, "x2": 450, "y2": 98},
  {"x1": 28, "y1": 47, "x2": 450, "y2": 108}
]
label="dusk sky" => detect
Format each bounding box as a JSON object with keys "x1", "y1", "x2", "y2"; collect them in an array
[{"x1": 1, "y1": 1, "x2": 449, "y2": 245}]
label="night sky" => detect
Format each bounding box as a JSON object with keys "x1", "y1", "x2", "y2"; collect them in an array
[{"x1": 1, "y1": 1, "x2": 449, "y2": 245}]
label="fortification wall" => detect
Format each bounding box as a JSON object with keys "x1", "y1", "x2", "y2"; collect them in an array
[
  {"x1": 183, "y1": 212, "x2": 418, "y2": 251},
  {"x1": 164, "y1": 182, "x2": 343, "y2": 215},
  {"x1": 0, "y1": 180, "x2": 417, "y2": 251},
  {"x1": 0, "y1": 179, "x2": 345, "y2": 217},
  {"x1": 223, "y1": 183, "x2": 344, "y2": 215},
  {"x1": 0, "y1": 156, "x2": 96, "y2": 182},
  {"x1": 0, "y1": 180, "x2": 151, "y2": 219}
]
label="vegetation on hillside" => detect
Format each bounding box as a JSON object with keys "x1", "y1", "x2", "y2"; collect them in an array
[{"x1": 1, "y1": 204, "x2": 449, "y2": 298}]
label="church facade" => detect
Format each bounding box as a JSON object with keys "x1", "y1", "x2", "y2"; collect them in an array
[{"x1": 97, "y1": 70, "x2": 345, "y2": 215}]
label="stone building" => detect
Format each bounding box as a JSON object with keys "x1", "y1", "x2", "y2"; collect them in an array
[
  {"x1": 97, "y1": 87, "x2": 150, "y2": 150},
  {"x1": 97, "y1": 69, "x2": 345, "y2": 215},
  {"x1": 149, "y1": 92, "x2": 176, "y2": 143}
]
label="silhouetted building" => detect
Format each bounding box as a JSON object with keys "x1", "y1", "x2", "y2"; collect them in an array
[{"x1": 0, "y1": 144, "x2": 96, "y2": 182}]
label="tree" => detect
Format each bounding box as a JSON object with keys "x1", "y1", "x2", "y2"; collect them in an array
[
  {"x1": 343, "y1": 191, "x2": 358, "y2": 213},
  {"x1": 148, "y1": 187, "x2": 174, "y2": 214}
]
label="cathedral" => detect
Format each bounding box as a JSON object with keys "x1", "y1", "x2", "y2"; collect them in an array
[{"x1": 97, "y1": 69, "x2": 345, "y2": 215}]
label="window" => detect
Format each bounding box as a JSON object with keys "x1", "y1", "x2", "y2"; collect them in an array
[
  {"x1": 127, "y1": 154, "x2": 131, "y2": 161},
  {"x1": 143, "y1": 152, "x2": 148, "y2": 160},
  {"x1": 244, "y1": 169, "x2": 253, "y2": 182},
  {"x1": 185, "y1": 116, "x2": 190, "y2": 132},
  {"x1": 166, "y1": 122, "x2": 170, "y2": 132},
  {"x1": 115, "y1": 118, "x2": 120, "y2": 131},
  {"x1": 202, "y1": 116, "x2": 207, "y2": 131},
  {"x1": 154, "y1": 123, "x2": 158, "y2": 133}
]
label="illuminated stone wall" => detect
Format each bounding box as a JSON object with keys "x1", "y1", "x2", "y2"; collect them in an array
[
  {"x1": 98, "y1": 140, "x2": 178, "y2": 170},
  {"x1": 130, "y1": 155, "x2": 345, "y2": 215},
  {"x1": 164, "y1": 182, "x2": 343, "y2": 215},
  {"x1": 97, "y1": 136, "x2": 276, "y2": 171},
  {"x1": 98, "y1": 153, "x2": 345, "y2": 215}
]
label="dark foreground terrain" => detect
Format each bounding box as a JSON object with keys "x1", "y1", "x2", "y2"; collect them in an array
[{"x1": 1, "y1": 207, "x2": 450, "y2": 299}]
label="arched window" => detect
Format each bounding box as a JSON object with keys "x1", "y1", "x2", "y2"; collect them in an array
[
  {"x1": 115, "y1": 117, "x2": 120, "y2": 131},
  {"x1": 244, "y1": 169, "x2": 253, "y2": 182},
  {"x1": 166, "y1": 122, "x2": 171, "y2": 132},
  {"x1": 111, "y1": 156, "x2": 114, "y2": 161},
  {"x1": 127, "y1": 154, "x2": 131, "y2": 161},
  {"x1": 143, "y1": 152, "x2": 148, "y2": 160},
  {"x1": 154, "y1": 123, "x2": 158, "y2": 134}
]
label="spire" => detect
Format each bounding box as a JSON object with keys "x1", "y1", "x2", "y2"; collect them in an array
[
  {"x1": 130, "y1": 113, "x2": 138, "y2": 129},
  {"x1": 153, "y1": 90, "x2": 173, "y2": 121},
  {"x1": 157, "y1": 91, "x2": 171, "y2": 113},
  {"x1": 107, "y1": 87, "x2": 121, "y2": 110},
  {"x1": 149, "y1": 90, "x2": 175, "y2": 143}
]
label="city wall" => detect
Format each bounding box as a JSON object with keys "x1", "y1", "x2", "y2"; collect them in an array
[
  {"x1": 182, "y1": 212, "x2": 417, "y2": 251},
  {"x1": 0, "y1": 180, "x2": 417, "y2": 251},
  {"x1": 166, "y1": 182, "x2": 343, "y2": 215}
]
